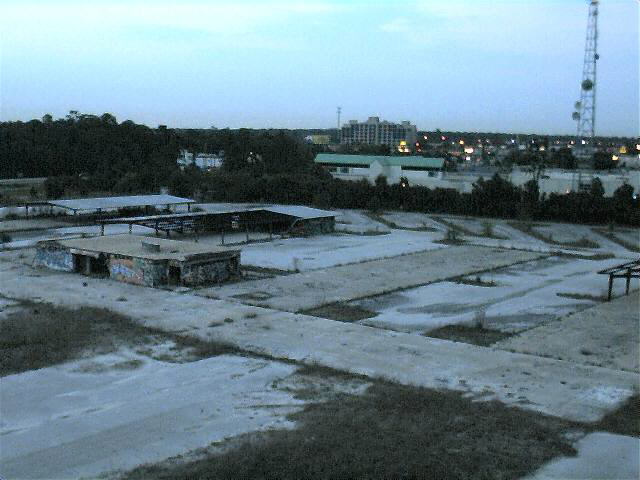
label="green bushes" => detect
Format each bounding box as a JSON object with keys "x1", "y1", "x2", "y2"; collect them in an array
[{"x1": 193, "y1": 171, "x2": 638, "y2": 227}]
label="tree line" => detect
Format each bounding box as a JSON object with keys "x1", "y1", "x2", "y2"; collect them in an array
[{"x1": 1, "y1": 113, "x2": 637, "y2": 226}]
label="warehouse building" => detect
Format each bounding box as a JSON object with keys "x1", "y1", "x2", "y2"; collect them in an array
[
  {"x1": 315, "y1": 154, "x2": 445, "y2": 185},
  {"x1": 33, "y1": 235, "x2": 240, "y2": 287}
]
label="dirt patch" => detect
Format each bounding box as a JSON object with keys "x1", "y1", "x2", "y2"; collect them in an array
[
  {"x1": 121, "y1": 382, "x2": 579, "y2": 480},
  {"x1": 556, "y1": 292, "x2": 607, "y2": 302},
  {"x1": 0, "y1": 302, "x2": 240, "y2": 376},
  {"x1": 589, "y1": 394, "x2": 640, "y2": 438},
  {"x1": 593, "y1": 229, "x2": 640, "y2": 253},
  {"x1": 425, "y1": 324, "x2": 515, "y2": 347},
  {"x1": 232, "y1": 291, "x2": 275, "y2": 301},
  {"x1": 453, "y1": 275, "x2": 498, "y2": 287},
  {"x1": 303, "y1": 303, "x2": 377, "y2": 322},
  {"x1": 510, "y1": 222, "x2": 600, "y2": 249}
]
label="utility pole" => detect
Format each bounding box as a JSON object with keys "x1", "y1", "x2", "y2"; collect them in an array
[{"x1": 573, "y1": 0, "x2": 599, "y2": 153}]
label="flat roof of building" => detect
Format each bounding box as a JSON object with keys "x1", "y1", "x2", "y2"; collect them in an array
[
  {"x1": 98, "y1": 205, "x2": 336, "y2": 224},
  {"x1": 47, "y1": 195, "x2": 195, "y2": 212},
  {"x1": 39, "y1": 235, "x2": 238, "y2": 261},
  {"x1": 261, "y1": 205, "x2": 335, "y2": 219}
]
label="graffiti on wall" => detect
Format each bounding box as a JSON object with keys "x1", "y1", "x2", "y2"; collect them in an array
[
  {"x1": 109, "y1": 256, "x2": 167, "y2": 287},
  {"x1": 33, "y1": 247, "x2": 74, "y2": 272},
  {"x1": 109, "y1": 257, "x2": 145, "y2": 285}
]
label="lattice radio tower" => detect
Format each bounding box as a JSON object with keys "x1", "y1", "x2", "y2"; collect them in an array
[{"x1": 572, "y1": 0, "x2": 599, "y2": 143}]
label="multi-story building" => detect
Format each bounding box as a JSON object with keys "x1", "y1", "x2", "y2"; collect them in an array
[
  {"x1": 341, "y1": 117, "x2": 417, "y2": 152},
  {"x1": 177, "y1": 149, "x2": 224, "y2": 170}
]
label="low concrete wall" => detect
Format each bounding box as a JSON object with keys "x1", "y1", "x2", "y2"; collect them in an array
[
  {"x1": 181, "y1": 254, "x2": 240, "y2": 287},
  {"x1": 33, "y1": 245, "x2": 74, "y2": 272}
]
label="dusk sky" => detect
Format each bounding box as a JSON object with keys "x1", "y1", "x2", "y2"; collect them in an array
[{"x1": 1, "y1": 0, "x2": 638, "y2": 136}]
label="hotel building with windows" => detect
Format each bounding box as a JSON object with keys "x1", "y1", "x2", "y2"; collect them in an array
[{"x1": 340, "y1": 117, "x2": 418, "y2": 152}]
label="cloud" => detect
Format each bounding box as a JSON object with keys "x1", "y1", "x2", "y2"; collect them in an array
[
  {"x1": 377, "y1": 0, "x2": 587, "y2": 56},
  {"x1": 380, "y1": 18, "x2": 411, "y2": 33},
  {"x1": 1, "y1": 1, "x2": 345, "y2": 49}
]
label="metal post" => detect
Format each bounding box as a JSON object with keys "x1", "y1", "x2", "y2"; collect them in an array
[
  {"x1": 100, "y1": 224, "x2": 105, "y2": 236},
  {"x1": 626, "y1": 269, "x2": 631, "y2": 295},
  {"x1": 607, "y1": 274, "x2": 614, "y2": 301},
  {"x1": 129, "y1": 223, "x2": 132, "y2": 234}
]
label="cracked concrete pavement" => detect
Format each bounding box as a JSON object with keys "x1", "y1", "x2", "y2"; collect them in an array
[{"x1": 1, "y1": 248, "x2": 637, "y2": 423}]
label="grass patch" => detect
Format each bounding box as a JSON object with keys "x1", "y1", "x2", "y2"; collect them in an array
[
  {"x1": 363, "y1": 212, "x2": 437, "y2": 232},
  {"x1": 556, "y1": 251, "x2": 615, "y2": 261},
  {"x1": 336, "y1": 230, "x2": 389, "y2": 236},
  {"x1": 434, "y1": 216, "x2": 506, "y2": 240},
  {"x1": 0, "y1": 302, "x2": 239, "y2": 376},
  {"x1": 510, "y1": 222, "x2": 600, "y2": 249},
  {"x1": 589, "y1": 394, "x2": 640, "y2": 438},
  {"x1": 453, "y1": 275, "x2": 498, "y2": 287},
  {"x1": 122, "y1": 382, "x2": 578, "y2": 480},
  {"x1": 425, "y1": 324, "x2": 514, "y2": 347},
  {"x1": 363, "y1": 211, "x2": 399, "y2": 229},
  {"x1": 556, "y1": 292, "x2": 607, "y2": 302},
  {"x1": 303, "y1": 303, "x2": 377, "y2": 323}
]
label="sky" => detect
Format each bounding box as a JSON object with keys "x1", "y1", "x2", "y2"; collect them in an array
[{"x1": 0, "y1": 0, "x2": 638, "y2": 136}]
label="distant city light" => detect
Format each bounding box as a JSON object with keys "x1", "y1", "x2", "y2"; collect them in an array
[
  {"x1": 619, "y1": 146, "x2": 627, "y2": 154},
  {"x1": 465, "y1": 156, "x2": 471, "y2": 161},
  {"x1": 459, "y1": 140, "x2": 465, "y2": 145},
  {"x1": 581, "y1": 140, "x2": 587, "y2": 145},
  {"x1": 612, "y1": 155, "x2": 619, "y2": 161},
  {"x1": 464, "y1": 147, "x2": 474, "y2": 154},
  {"x1": 441, "y1": 136, "x2": 446, "y2": 141},
  {"x1": 424, "y1": 135, "x2": 428, "y2": 140},
  {"x1": 636, "y1": 144, "x2": 640, "y2": 151}
]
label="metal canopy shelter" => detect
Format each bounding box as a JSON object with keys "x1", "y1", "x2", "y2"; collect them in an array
[
  {"x1": 598, "y1": 260, "x2": 640, "y2": 301},
  {"x1": 97, "y1": 206, "x2": 336, "y2": 242},
  {"x1": 45, "y1": 195, "x2": 195, "y2": 214}
]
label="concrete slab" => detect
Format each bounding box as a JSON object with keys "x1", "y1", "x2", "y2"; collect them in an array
[
  {"x1": 350, "y1": 255, "x2": 631, "y2": 334},
  {"x1": 0, "y1": 259, "x2": 637, "y2": 423},
  {"x1": 496, "y1": 294, "x2": 640, "y2": 372},
  {"x1": 0, "y1": 354, "x2": 300, "y2": 480},
  {"x1": 0, "y1": 218, "x2": 69, "y2": 233},
  {"x1": 198, "y1": 246, "x2": 543, "y2": 312},
  {"x1": 525, "y1": 432, "x2": 640, "y2": 480}
]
